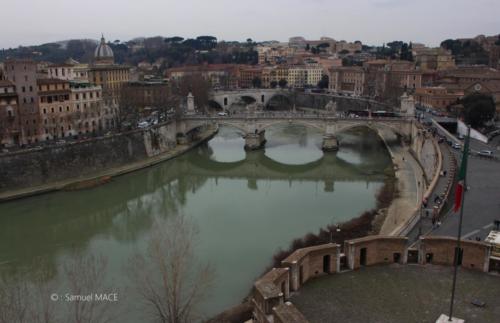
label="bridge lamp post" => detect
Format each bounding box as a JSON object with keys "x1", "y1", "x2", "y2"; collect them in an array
[
  {"x1": 419, "y1": 174, "x2": 426, "y2": 238},
  {"x1": 330, "y1": 225, "x2": 341, "y2": 243}
]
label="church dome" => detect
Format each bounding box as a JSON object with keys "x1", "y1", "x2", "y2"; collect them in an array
[{"x1": 94, "y1": 35, "x2": 114, "y2": 63}]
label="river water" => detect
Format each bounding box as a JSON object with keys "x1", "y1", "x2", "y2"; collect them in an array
[{"x1": 0, "y1": 124, "x2": 392, "y2": 322}]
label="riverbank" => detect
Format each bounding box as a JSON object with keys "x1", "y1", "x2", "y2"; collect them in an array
[
  {"x1": 0, "y1": 128, "x2": 217, "y2": 202},
  {"x1": 380, "y1": 133, "x2": 442, "y2": 236}
]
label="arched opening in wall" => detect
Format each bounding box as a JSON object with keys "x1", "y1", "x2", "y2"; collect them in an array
[
  {"x1": 393, "y1": 252, "x2": 401, "y2": 264},
  {"x1": 323, "y1": 255, "x2": 331, "y2": 273},
  {"x1": 266, "y1": 94, "x2": 292, "y2": 111},
  {"x1": 359, "y1": 248, "x2": 367, "y2": 266},
  {"x1": 240, "y1": 95, "x2": 256, "y2": 105},
  {"x1": 208, "y1": 100, "x2": 223, "y2": 112}
]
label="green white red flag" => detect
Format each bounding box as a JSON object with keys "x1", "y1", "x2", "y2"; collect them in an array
[{"x1": 453, "y1": 133, "x2": 470, "y2": 213}]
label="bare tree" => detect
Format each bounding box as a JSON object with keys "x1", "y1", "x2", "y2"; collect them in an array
[
  {"x1": 0, "y1": 259, "x2": 58, "y2": 323},
  {"x1": 63, "y1": 253, "x2": 120, "y2": 323},
  {"x1": 0, "y1": 254, "x2": 119, "y2": 323},
  {"x1": 128, "y1": 215, "x2": 214, "y2": 323},
  {"x1": 172, "y1": 75, "x2": 212, "y2": 114}
]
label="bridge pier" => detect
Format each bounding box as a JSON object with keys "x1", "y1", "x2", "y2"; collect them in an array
[
  {"x1": 322, "y1": 134, "x2": 339, "y2": 152},
  {"x1": 244, "y1": 130, "x2": 266, "y2": 150}
]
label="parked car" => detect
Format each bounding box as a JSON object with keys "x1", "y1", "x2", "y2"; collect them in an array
[
  {"x1": 452, "y1": 143, "x2": 462, "y2": 150},
  {"x1": 217, "y1": 112, "x2": 228, "y2": 116},
  {"x1": 478, "y1": 150, "x2": 494, "y2": 157}
]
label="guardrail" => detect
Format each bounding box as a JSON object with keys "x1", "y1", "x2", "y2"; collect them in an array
[{"x1": 182, "y1": 112, "x2": 410, "y2": 122}]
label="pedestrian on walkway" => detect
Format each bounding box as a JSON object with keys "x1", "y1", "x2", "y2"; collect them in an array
[{"x1": 437, "y1": 220, "x2": 441, "y2": 228}]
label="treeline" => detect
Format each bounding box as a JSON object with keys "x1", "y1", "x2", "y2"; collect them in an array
[
  {"x1": 0, "y1": 35, "x2": 258, "y2": 70},
  {"x1": 440, "y1": 37, "x2": 496, "y2": 65}
]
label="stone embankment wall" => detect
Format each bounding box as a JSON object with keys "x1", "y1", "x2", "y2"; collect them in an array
[
  {"x1": 0, "y1": 121, "x2": 179, "y2": 193},
  {"x1": 252, "y1": 235, "x2": 493, "y2": 323},
  {"x1": 291, "y1": 93, "x2": 392, "y2": 111},
  {"x1": 295, "y1": 93, "x2": 391, "y2": 112}
]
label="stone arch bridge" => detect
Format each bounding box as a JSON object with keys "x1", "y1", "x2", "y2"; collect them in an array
[
  {"x1": 209, "y1": 89, "x2": 392, "y2": 111},
  {"x1": 210, "y1": 89, "x2": 291, "y2": 110},
  {"x1": 178, "y1": 112, "x2": 416, "y2": 151}
]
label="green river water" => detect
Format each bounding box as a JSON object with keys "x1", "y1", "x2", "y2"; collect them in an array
[{"x1": 0, "y1": 124, "x2": 392, "y2": 322}]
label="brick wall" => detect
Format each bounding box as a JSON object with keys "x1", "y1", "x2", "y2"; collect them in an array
[
  {"x1": 420, "y1": 236, "x2": 490, "y2": 271},
  {"x1": 345, "y1": 236, "x2": 407, "y2": 269}
]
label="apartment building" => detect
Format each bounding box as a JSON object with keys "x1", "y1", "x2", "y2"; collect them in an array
[
  {"x1": 3, "y1": 59, "x2": 40, "y2": 144},
  {"x1": 0, "y1": 80, "x2": 20, "y2": 147},
  {"x1": 328, "y1": 66, "x2": 365, "y2": 96}
]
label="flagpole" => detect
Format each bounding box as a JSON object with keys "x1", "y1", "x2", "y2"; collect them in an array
[{"x1": 448, "y1": 126, "x2": 470, "y2": 321}]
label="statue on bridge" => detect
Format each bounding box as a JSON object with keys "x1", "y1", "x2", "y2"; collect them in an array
[
  {"x1": 325, "y1": 100, "x2": 337, "y2": 114},
  {"x1": 400, "y1": 92, "x2": 415, "y2": 118}
]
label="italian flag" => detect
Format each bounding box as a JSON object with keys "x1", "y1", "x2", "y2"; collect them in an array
[{"x1": 453, "y1": 135, "x2": 469, "y2": 213}]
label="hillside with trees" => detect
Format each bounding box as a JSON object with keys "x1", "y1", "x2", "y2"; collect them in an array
[{"x1": 0, "y1": 35, "x2": 258, "y2": 71}]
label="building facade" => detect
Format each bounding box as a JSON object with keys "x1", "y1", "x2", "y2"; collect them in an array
[
  {"x1": 328, "y1": 66, "x2": 366, "y2": 96},
  {"x1": 414, "y1": 86, "x2": 462, "y2": 110},
  {"x1": 3, "y1": 59, "x2": 40, "y2": 144},
  {"x1": 87, "y1": 35, "x2": 130, "y2": 113},
  {"x1": 0, "y1": 80, "x2": 20, "y2": 147}
]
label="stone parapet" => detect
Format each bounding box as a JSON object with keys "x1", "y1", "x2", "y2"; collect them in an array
[{"x1": 251, "y1": 235, "x2": 494, "y2": 323}]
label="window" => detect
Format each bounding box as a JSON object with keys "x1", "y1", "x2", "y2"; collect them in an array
[
  {"x1": 43, "y1": 108, "x2": 47, "y2": 114},
  {"x1": 30, "y1": 97, "x2": 34, "y2": 103},
  {"x1": 51, "y1": 108, "x2": 54, "y2": 113},
  {"x1": 29, "y1": 86, "x2": 33, "y2": 92},
  {"x1": 66, "y1": 106, "x2": 70, "y2": 111},
  {"x1": 59, "y1": 107, "x2": 62, "y2": 112},
  {"x1": 76, "y1": 94, "x2": 79, "y2": 100},
  {"x1": 22, "y1": 86, "x2": 26, "y2": 92}
]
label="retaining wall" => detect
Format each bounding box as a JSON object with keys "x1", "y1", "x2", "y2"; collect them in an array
[{"x1": 0, "y1": 121, "x2": 178, "y2": 193}]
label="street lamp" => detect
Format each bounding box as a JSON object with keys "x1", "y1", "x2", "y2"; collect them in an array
[
  {"x1": 330, "y1": 225, "x2": 341, "y2": 243},
  {"x1": 419, "y1": 175, "x2": 426, "y2": 238}
]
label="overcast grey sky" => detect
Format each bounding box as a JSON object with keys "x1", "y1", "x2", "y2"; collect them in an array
[{"x1": 2, "y1": 0, "x2": 499, "y2": 49}]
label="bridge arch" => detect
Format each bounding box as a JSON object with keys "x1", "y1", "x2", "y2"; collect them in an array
[
  {"x1": 208, "y1": 100, "x2": 224, "y2": 111},
  {"x1": 240, "y1": 95, "x2": 257, "y2": 104},
  {"x1": 265, "y1": 93, "x2": 293, "y2": 110},
  {"x1": 335, "y1": 121, "x2": 407, "y2": 138}
]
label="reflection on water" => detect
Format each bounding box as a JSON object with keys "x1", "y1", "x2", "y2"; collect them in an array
[
  {"x1": 0, "y1": 125, "x2": 392, "y2": 322},
  {"x1": 264, "y1": 124, "x2": 324, "y2": 165}
]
